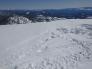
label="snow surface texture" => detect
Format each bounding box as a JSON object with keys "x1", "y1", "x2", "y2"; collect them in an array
[{"x1": 0, "y1": 19, "x2": 92, "y2": 69}]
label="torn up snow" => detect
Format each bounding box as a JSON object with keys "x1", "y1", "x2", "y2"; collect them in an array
[{"x1": 0, "y1": 19, "x2": 92, "y2": 69}]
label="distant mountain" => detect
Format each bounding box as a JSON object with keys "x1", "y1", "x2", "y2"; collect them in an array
[
  {"x1": 82, "y1": 7, "x2": 92, "y2": 9},
  {"x1": 0, "y1": 7, "x2": 92, "y2": 25}
]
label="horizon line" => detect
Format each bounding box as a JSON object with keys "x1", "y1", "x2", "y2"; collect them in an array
[{"x1": 0, "y1": 7, "x2": 92, "y2": 10}]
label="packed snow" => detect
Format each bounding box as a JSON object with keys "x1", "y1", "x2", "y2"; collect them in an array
[{"x1": 0, "y1": 19, "x2": 92, "y2": 69}]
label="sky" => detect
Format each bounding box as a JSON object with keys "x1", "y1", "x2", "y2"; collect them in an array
[{"x1": 0, "y1": 0, "x2": 92, "y2": 9}]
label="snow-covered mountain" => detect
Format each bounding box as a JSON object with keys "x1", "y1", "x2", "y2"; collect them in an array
[
  {"x1": 0, "y1": 7, "x2": 92, "y2": 25},
  {"x1": 34, "y1": 15, "x2": 63, "y2": 22},
  {"x1": 0, "y1": 19, "x2": 92, "y2": 69}
]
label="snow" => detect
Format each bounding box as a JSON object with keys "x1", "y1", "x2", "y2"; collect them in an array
[
  {"x1": 0, "y1": 19, "x2": 92, "y2": 69},
  {"x1": 8, "y1": 15, "x2": 31, "y2": 24}
]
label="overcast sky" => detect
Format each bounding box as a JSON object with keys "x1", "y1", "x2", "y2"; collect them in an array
[{"x1": 0, "y1": 0, "x2": 92, "y2": 9}]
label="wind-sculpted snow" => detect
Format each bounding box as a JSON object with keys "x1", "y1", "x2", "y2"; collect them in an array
[{"x1": 0, "y1": 19, "x2": 92, "y2": 69}]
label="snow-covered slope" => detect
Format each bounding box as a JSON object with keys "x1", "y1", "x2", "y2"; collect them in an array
[{"x1": 0, "y1": 19, "x2": 92, "y2": 69}]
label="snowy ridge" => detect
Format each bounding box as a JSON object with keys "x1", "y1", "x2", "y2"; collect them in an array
[{"x1": 0, "y1": 19, "x2": 92, "y2": 69}]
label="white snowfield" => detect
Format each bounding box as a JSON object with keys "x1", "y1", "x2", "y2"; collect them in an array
[{"x1": 0, "y1": 19, "x2": 92, "y2": 69}]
